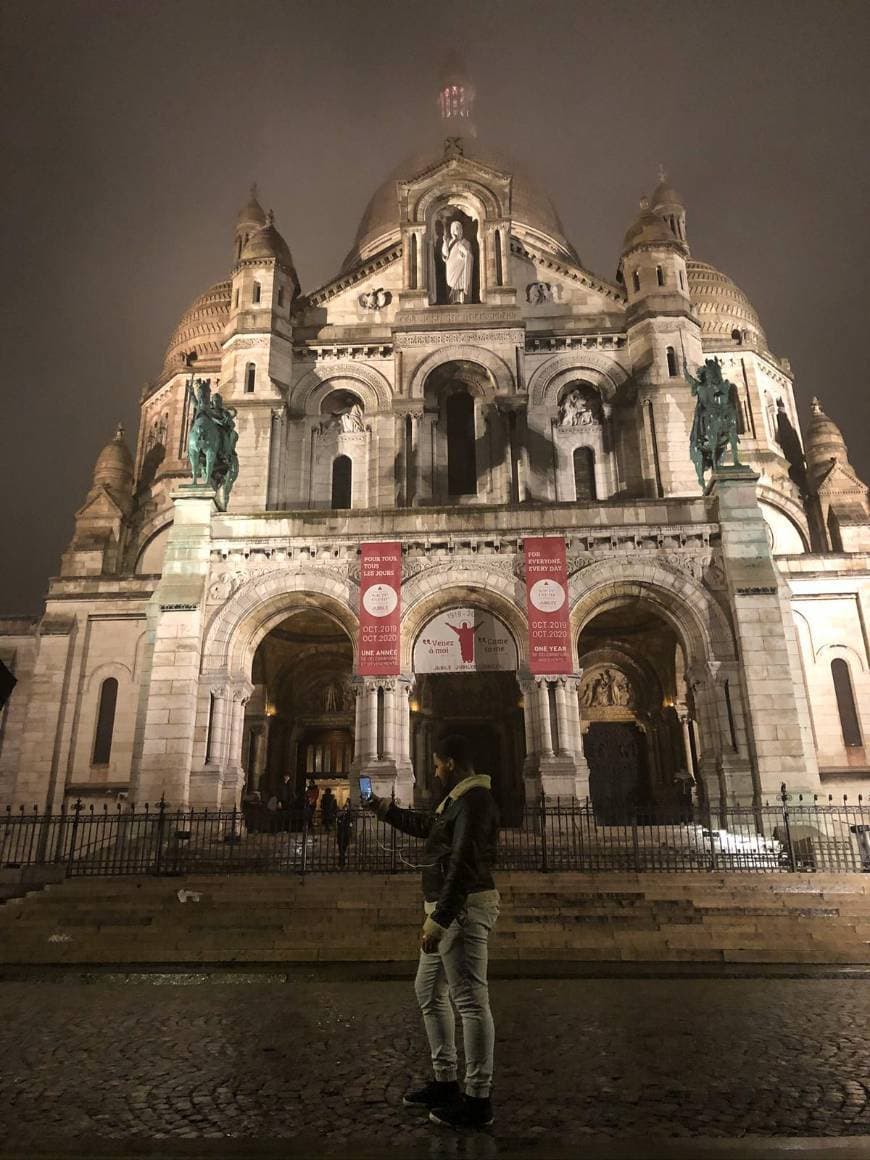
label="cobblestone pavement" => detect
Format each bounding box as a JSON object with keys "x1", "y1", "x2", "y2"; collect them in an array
[{"x1": 0, "y1": 976, "x2": 868, "y2": 1157}]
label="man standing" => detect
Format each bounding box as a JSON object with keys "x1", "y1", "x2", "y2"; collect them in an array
[{"x1": 367, "y1": 733, "x2": 500, "y2": 1129}]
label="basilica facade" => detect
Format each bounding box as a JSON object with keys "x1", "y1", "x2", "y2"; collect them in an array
[{"x1": 2, "y1": 80, "x2": 869, "y2": 822}]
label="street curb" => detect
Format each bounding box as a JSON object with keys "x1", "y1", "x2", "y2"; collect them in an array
[{"x1": 1, "y1": 960, "x2": 870, "y2": 984}]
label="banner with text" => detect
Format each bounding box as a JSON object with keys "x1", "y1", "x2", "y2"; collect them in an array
[
  {"x1": 524, "y1": 536, "x2": 573, "y2": 675},
  {"x1": 358, "y1": 542, "x2": 402, "y2": 676}
]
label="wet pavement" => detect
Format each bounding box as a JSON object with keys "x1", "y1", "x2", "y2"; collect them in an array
[{"x1": 1, "y1": 974, "x2": 868, "y2": 1158}]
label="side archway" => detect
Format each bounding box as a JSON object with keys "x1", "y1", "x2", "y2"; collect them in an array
[
  {"x1": 528, "y1": 353, "x2": 630, "y2": 409},
  {"x1": 290, "y1": 362, "x2": 393, "y2": 415}
]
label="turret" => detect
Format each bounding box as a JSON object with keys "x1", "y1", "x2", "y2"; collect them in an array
[
  {"x1": 804, "y1": 398, "x2": 870, "y2": 551},
  {"x1": 224, "y1": 201, "x2": 300, "y2": 510},
  {"x1": 234, "y1": 184, "x2": 266, "y2": 263},
  {"x1": 651, "y1": 167, "x2": 688, "y2": 248},
  {"x1": 60, "y1": 424, "x2": 134, "y2": 576},
  {"x1": 620, "y1": 179, "x2": 702, "y2": 496}
]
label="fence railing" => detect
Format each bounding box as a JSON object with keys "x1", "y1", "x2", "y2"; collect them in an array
[{"x1": 2, "y1": 787, "x2": 869, "y2": 878}]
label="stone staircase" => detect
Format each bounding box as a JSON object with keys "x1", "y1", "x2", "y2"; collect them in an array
[{"x1": 1, "y1": 872, "x2": 869, "y2": 966}]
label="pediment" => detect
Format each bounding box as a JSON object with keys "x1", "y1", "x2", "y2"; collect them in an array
[
  {"x1": 398, "y1": 153, "x2": 512, "y2": 225},
  {"x1": 74, "y1": 486, "x2": 124, "y2": 522},
  {"x1": 817, "y1": 459, "x2": 868, "y2": 499}
]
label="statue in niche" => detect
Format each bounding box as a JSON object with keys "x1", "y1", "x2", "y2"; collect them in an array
[
  {"x1": 321, "y1": 402, "x2": 365, "y2": 435},
  {"x1": 440, "y1": 218, "x2": 474, "y2": 304},
  {"x1": 558, "y1": 389, "x2": 597, "y2": 428},
  {"x1": 684, "y1": 357, "x2": 743, "y2": 488}
]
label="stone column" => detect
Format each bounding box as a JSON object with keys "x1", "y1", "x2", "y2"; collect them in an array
[
  {"x1": 711, "y1": 466, "x2": 820, "y2": 802},
  {"x1": 536, "y1": 679, "x2": 554, "y2": 757},
  {"x1": 133, "y1": 485, "x2": 216, "y2": 807},
  {"x1": 382, "y1": 680, "x2": 396, "y2": 760},
  {"x1": 410, "y1": 411, "x2": 425, "y2": 506},
  {"x1": 553, "y1": 679, "x2": 569, "y2": 755},
  {"x1": 365, "y1": 680, "x2": 378, "y2": 762}
]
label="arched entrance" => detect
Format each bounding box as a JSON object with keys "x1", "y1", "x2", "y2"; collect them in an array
[
  {"x1": 578, "y1": 599, "x2": 695, "y2": 822},
  {"x1": 243, "y1": 607, "x2": 355, "y2": 806},
  {"x1": 410, "y1": 604, "x2": 525, "y2": 824}
]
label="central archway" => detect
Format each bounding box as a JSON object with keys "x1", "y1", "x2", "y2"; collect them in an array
[{"x1": 410, "y1": 603, "x2": 525, "y2": 823}]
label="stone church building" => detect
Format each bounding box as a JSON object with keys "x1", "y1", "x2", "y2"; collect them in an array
[{"x1": 2, "y1": 74, "x2": 868, "y2": 823}]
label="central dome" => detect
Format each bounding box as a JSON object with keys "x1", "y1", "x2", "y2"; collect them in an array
[{"x1": 343, "y1": 143, "x2": 579, "y2": 271}]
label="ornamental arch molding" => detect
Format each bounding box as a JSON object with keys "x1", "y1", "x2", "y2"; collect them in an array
[
  {"x1": 568, "y1": 560, "x2": 736, "y2": 668},
  {"x1": 528, "y1": 352, "x2": 630, "y2": 408},
  {"x1": 290, "y1": 362, "x2": 393, "y2": 416},
  {"x1": 400, "y1": 568, "x2": 528, "y2": 672},
  {"x1": 202, "y1": 569, "x2": 359, "y2": 680},
  {"x1": 410, "y1": 179, "x2": 502, "y2": 225},
  {"x1": 407, "y1": 346, "x2": 514, "y2": 402}
]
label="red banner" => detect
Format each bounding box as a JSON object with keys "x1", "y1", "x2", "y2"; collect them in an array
[
  {"x1": 524, "y1": 536, "x2": 573, "y2": 675},
  {"x1": 357, "y1": 542, "x2": 402, "y2": 676}
]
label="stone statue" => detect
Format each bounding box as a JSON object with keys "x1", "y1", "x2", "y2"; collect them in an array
[
  {"x1": 440, "y1": 218, "x2": 474, "y2": 304},
  {"x1": 684, "y1": 357, "x2": 743, "y2": 488},
  {"x1": 558, "y1": 389, "x2": 597, "y2": 428},
  {"x1": 186, "y1": 378, "x2": 239, "y2": 509},
  {"x1": 338, "y1": 403, "x2": 365, "y2": 433},
  {"x1": 612, "y1": 672, "x2": 634, "y2": 707},
  {"x1": 358, "y1": 288, "x2": 391, "y2": 311},
  {"x1": 527, "y1": 282, "x2": 559, "y2": 305}
]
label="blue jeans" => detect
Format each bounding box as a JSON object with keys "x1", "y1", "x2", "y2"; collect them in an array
[{"x1": 414, "y1": 891, "x2": 500, "y2": 1098}]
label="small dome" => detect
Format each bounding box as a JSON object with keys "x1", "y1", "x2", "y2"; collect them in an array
[
  {"x1": 685, "y1": 259, "x2": 768, "y2": 349},
  {"x1": 237, "y1": 184, "x2": 266, "y2": 228},
  {"x1": 804, "y1": 398, "x2": 849, "y2": 486},
  {"x1": 92, "y1": 424, "x2": 133, "y2": 496},
  {"x1": 161, "y1": 280, "x2": 231, "y2": 377},
  {"x1": 622, "y1": 198, "x2": 677, "y2": 251},
  {"x1": 651, "y1": 169, "x2": 683, "y2": 210},
  {"x1": 342, "y1": 143, "x2": 578, "y2": 271},
  {"x1": 241, "y1": 211, "x2": 294, "y2": 267}
]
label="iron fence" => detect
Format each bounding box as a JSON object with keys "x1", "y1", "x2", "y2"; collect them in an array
[{"x1": 1, "y1": 787, "x2": 868, "y2": 878}]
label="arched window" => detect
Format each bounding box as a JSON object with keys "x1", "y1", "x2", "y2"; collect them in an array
[
  {"x1": 573, "y1": 447, "x2": 596, "y2": 501},
  {"x1": 409, "y1": 234, "x2": 418, "y2": 290},
  {"x1": 656, "y1": 265, "x2": 664, "y2": 286},
  {"x1": 331, "y1": 455, "x2": 352, "y2": 508},
  {"x1": 236, "y1": 238, "x2": 242, "y2": 260},
  {"x1": 252, "y1": 281, "x2": 261, "y2": 304},
  {"x1": 92, "y1": 677, "x2": 118, "y2": 766},
  {"x1": 666, "y1": 346, "x2": 677, "y2": 377},
  {"x1": 679, "y1": 269, "x2": 685, "y2": 290},
  {"x1": 234, "y1": 288, "x2": 239, "y2": 308},
  {"x1": 446, "y1": 391, "x2": 477, "y2": 496},
  {"x1": 494, "y1": 229, "x2": 503, "y2": 286},
  {"x1": 244, "y1": 363, "x2": 256, "y2": 394},
  {"x1": 632, "y1": 270, "x2": 640, "y2": 293},
  {"x1": 831, "y1": 659, "x2": 862, "y2": 747},
  {"x1": 277, "y1": 285, "x2": 285, "y2": 308}
]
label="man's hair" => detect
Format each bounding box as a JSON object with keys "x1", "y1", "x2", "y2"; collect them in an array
[{"x1": 434, "y1": 733, "x2": 474, "y2": 771}]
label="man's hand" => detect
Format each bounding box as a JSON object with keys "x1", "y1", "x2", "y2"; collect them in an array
[
  {"x1": 420, "y1": 915, "x2": 447, "y2": 954},
  {"x1": 361, "y1": 793, "x2": 381, "y2": 813}
]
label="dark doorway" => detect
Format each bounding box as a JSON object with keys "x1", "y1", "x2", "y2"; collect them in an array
[
  {"x1": 411, "y1": 671, "x2": 525, "y2": 824},
  {"x1": 446, "y1": 391, "x2": 477, "y2": 495},
  {"x1": 583, "y1": 722, "x2": 649, "y2": 822}
]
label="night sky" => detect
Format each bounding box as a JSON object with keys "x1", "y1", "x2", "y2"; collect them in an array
[{"x1": 2, "y1": 0, "x2": 868, "y2": 615}]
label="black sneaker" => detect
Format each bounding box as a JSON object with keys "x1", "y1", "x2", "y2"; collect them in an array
[
  {"x1": 429, "y1": 1094, "x2": 494, "y2": 1129},
  {"x1": 402, "y1": 1079, "x2": 461, "y2": 1109}
]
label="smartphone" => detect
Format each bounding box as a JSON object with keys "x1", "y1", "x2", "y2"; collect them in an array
[{"x1": 358, "y1": 775, "x2": 373, "y2": 802}]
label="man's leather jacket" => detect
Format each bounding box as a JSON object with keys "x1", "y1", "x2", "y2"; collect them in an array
[{"x1": 382, "y1": 776, "x2": 499, "y2": 929}]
